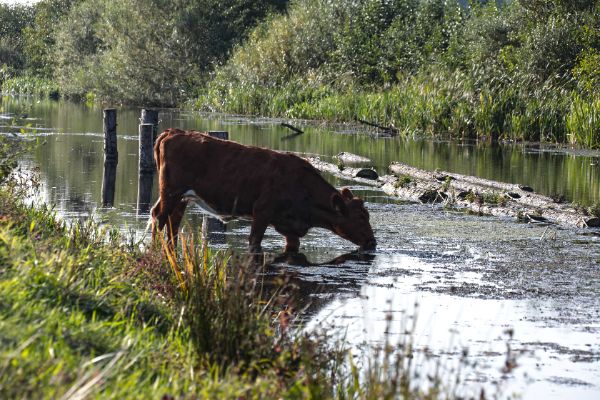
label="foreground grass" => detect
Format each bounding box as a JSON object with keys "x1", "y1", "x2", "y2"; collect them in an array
[
  {"x1": 0, "y1": 188, "x2": 337, "y2": 398},
  {"x1": 0, "y1": 194, "x2": 285, "y2": 398}
]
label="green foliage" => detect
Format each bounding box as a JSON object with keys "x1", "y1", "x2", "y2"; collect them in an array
[
  {"x1": 395, "y1": 175, "x2": 413, "y2": 189},
  {"x1": 588, "y1": 202, "x2": 600, "y2": 218},
  {"x1": 0, "y1": 3, "x2": 34, "y2": 74},
  {"x1": 175, "y1": 0, "x2": 288, "y2": 68},
  {"x1": 160, "y1": 235, "x2": 281, "y2": 369},
  {"x1": 574, "y1": 49, "x2": 600, "y2": 96},
  {"x1": 22, "y1": 0, "x2": 80, "y2": 77},
  {"x1": 483, "y1": 191, "x2": 507, "y2": 206},
  {"x1": 2, "y1": 0, "x2": 600, "y2": 146},
  {"x1": 196, "y1": 0, "x2": 600, "y2": 147}
]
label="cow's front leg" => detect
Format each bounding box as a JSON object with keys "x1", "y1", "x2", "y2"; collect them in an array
[
  {"x1": 249, "y1": 216, "x2": 269, "y2": 253},
  {"x1": 284, "y1": 235, "x2": 300, "y2": 253}
]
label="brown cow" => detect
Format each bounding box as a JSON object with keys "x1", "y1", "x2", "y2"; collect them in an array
[{"x1": 151, "y1": 129, "x2": 376, "y2": 253}]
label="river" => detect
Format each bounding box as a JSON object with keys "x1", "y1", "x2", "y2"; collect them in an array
[{"x1": 2, "y1": 95, "x2": 599, "y2": 399}]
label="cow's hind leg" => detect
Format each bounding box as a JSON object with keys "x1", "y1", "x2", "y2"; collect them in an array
[
  {"x1": 151, "y1": 194, "x2": 183, "y2": 245},
  {"x1": 150, "y1": 197, "x2": 162, "y2": 241}
]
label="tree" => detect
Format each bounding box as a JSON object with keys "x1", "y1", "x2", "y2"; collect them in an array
[{"x1": 0, "y1": 4, "x2": 34, "y2": 74}]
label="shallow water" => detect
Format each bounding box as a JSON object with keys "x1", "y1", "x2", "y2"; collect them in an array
[{"x1": 2, "y1": 96, "x2": 600, "y2": 398}]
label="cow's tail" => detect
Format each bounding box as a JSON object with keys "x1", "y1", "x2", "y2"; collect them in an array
[{"x1": 146, "y1": 197, "x2": 161, "y2": 233}]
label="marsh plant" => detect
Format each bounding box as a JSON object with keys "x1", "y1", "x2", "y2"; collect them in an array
[
  {"x1": 395, "y1": 175, "x2": 413, "y2": 189},
  {"x1": 159, "y1": 233, "x2": 295, "y2": 370}
]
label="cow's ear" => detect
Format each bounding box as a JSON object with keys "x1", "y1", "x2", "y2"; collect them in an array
[
  {"x1": 331, "y1": 193, "x2": 349, "y2": 217},
  {"x1": 341, "y1": 188, "x2": 354, "y2": 200}
]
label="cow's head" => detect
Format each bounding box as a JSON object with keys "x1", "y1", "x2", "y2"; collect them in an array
[{"x1": 330, "y1": 188, "x2": 376, "y2": 251}]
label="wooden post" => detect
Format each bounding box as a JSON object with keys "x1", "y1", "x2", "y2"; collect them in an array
[
  {"x1": 201, "y1": 130, "x2": 229, "y2": 241},
  {"x1": 137, "y1": 174, "x2": 154, "y2": 214},
  {"x1": 101, "y1": 109, "x2": 118, "y2": 206},
  {"x1": 138, "y1": 123, "x2": 154, "y2": 174},
  {"x1": 137, "y1": 123, "x2": 154, "y2": 213},
  {"x1": 140, "y1": 109, "x2": 159, "y2": 142}
]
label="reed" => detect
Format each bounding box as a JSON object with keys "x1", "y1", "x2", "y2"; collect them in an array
[{"x1": 567, "y1": 95, "x2": 600, "y2": 149}]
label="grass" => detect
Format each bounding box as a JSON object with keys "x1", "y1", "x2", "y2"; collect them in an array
[
  {"x1": 567, "y1": 95, "x2": 600, "y2": 149},
  {"x1": 394, "y1": 175, "x2": 413, "y2": 189},
  {"x1": 0, "y1": 187, "x2": 325, "y2": 398},
  {"x1": 0, "y1": 192, "x2": 198, "y2": 398}
]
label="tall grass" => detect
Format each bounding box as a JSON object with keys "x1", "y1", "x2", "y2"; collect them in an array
[
  {"x1": 197, "y1": 67, "x2": 589, "y2": 145},
  {"x1": 160, "y1": 233, "x2": 288, "y2": 370},
  {"x1": 567, "y1": 95, "x2": 600, "y2": 149},
  {"x1": 192, "y1": 0, "x2": 600, "y2": 148}
]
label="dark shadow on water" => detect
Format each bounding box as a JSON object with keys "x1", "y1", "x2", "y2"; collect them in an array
[{"x1": 239, "y1": 251, "x2": 375, "y2": 317}]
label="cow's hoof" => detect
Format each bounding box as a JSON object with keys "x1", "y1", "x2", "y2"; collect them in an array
[{"x1": 359, "y1": 240, "x2": 377, "y2": 252}]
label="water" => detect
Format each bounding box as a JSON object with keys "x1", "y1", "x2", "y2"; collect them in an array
[{"x1": 2, "y1": 96, "x2": 600, "y2": 399}]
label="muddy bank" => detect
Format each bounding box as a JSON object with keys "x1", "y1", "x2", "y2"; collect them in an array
[{"x1": 305, "y1": 154, "x2": 600, "y2": 229}]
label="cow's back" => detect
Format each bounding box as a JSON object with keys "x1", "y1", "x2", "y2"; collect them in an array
[{"x1": 156, "y1": 130, "x2": 326, "y2": 218}]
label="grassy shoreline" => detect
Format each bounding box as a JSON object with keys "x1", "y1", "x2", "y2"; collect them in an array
[{"x1": 193, "y1": 69, "x2": 600, "y2": 149}]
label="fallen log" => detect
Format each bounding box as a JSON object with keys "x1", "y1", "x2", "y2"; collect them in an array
[
  {"x1": 355, "y1": 117, "x2": 399, "y2": 137},
  {"x1": 389, "y1": 162, "x2": 550, "y2": 209},
  {"x1": 306, "y1": 156, "x2": 379, "y2": 184},
  {"x1": 302, "y1": 156, "x2": 599, "y2": 228},
  {"x1": 388, "y1": 162, "x2": 600, "y2": 228}
]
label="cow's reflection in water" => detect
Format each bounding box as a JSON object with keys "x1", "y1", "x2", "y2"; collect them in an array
[
  {"x1": 270, "y1": 251, "x2": 375, "y2": 267},
  {"x1": 235, "y1": 251, "x2": 375, "y2": 317}
]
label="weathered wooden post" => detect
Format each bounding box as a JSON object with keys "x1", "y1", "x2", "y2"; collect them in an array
[
  {"x1": 140, "y1": 109, "x2": 159, "y2": 142},
  {"x1": 101, "y1": 109, "x2": 118, "y2": 207},
  {"x1": 137, "y1": 123, "x2": 155, "y2": 213},
  {"x1": 202, "y1": 131, "x2": 229, "y2": 243}
]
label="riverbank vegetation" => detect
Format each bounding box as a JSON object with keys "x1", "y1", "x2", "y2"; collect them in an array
[{"x1": 1, "y1": 0, "x2": 599, "y2": 147}]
